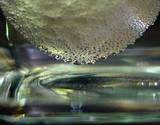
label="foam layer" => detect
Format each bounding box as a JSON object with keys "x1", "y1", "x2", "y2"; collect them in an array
[{"x1": 0, "y1": 0, "x2": 160, "y2": 64}]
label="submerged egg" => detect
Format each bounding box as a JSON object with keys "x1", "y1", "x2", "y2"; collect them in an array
[{"x1": 0, "y1": 0, "x2": 160, "y2": 64}]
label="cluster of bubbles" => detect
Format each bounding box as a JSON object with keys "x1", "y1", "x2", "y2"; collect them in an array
[{"x1": 0, "y1": 0, "x2": 160, "y2": 64}]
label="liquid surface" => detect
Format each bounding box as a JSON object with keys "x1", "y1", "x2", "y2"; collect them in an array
[{"x1": 0, "y1": 0, "x2": 160, "y2": 64}]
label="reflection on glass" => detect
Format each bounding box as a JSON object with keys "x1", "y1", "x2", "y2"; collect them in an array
[{"x1": 0, "y1": 46, "x2": 160, "y2": 124}]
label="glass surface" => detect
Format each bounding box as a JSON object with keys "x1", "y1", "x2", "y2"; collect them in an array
[
  {"x1": 1, "y1": 46, "x2": 160, "y2": 124},
  {"x1": 0, "y1": 8, "x2": 160, "y2": 125}
]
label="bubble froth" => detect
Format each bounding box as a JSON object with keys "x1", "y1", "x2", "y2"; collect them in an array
[{"x1": 0, "y1": 0, "x2": 160, "y2": 64}]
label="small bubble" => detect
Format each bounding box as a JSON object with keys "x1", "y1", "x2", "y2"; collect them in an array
[{"x1": 9, "y1": 43, "x2": 13, "y2": 47}]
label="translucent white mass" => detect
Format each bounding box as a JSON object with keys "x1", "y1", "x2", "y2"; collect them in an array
[{"x1": 0, "y1": 0, "x2": 160, "y2": 64}]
